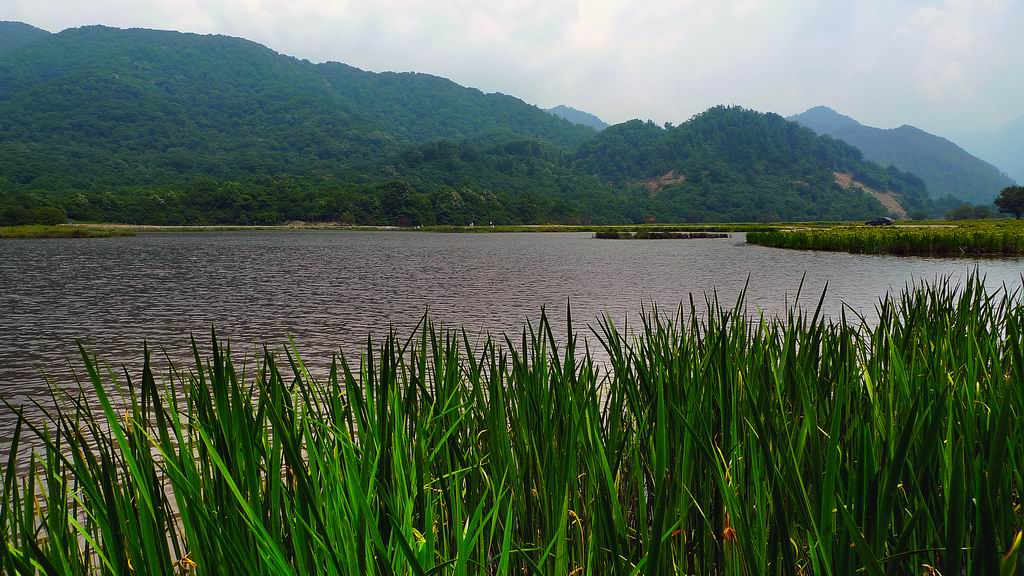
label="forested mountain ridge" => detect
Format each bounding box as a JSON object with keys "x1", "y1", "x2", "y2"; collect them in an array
[
  {"x1": 0, "y1": 25, "x2": 592, "y2": 191},
  {"x1": 318, "y1": 64, "x2": 595, "y2": 147},
  {"x1": 0, "y1": 22, "x2": 50, "y2": 53},
  {"x1": 790, "y1": 106, "x2": 1014, "y2": 204},
  {"x1": 1, "y1": 23, "x2": 935, "y2": 225},
  {"x1": 0, "y1": 24, "x2": 608, "y2": 225},
  {"x1": 0, "y1": 25, "x2": 398, "y2": 192},
  {"x1": 573, "y1": 107, "x2": 929, "y2": 222}
]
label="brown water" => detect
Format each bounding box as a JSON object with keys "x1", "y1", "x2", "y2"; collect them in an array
[{"x1": 1, "y1": 230, "x2": 1022, "y2": 440}]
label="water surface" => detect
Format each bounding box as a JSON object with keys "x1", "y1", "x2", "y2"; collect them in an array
[{"x1": 1, "y1": 230, "x2": 1021, "y2": 439}]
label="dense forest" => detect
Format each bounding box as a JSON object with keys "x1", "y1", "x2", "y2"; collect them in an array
[
  {"x1": 317, "y1": 64, "x2": 594, "y2": 147},
  {"x1": 0, "y1": 22, "x2": 940, "y2": 226},
  {"x1": 573, "y1": 108, "x2": 929, "y2": 222}
]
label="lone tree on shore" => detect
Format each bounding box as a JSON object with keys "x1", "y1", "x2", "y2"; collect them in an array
[{"x1": 994, "y1": 185, "x2": 1024, "y2": 219}]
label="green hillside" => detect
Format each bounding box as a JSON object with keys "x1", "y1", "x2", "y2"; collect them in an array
[
  {"x1": 0, "y1": 26, "x2": 590, "y2": 190},
  {"x1": 0, "y1": 24, "x2": 936, "y2": 226},
  {"x1": 318, "y1": 64, "x2": 595, "y2": 147},
  {"x1": 0, "y1": 25, "x2": 397, "y2": 192},
  {"x1": 574, "y1": 107, "x2": 929, "y2": 222},
  {"x1": 790, "y1": 106, "x2": 1014, "y2": 204}
]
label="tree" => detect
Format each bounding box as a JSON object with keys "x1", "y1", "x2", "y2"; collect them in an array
[
  {"x1": 0, "y1": 205, "x2": 32, "y2": 226},
  {"x1": 971, "y1": 205, "x2": 993, "y2": 220},
  {"x1": 33, "y1": 206, "x2": 67, "y2": 225},
  {"x1": 995, "y1": 186, "x2": 1024, "y2": 219},
  {"x1": 945, "y1": 204, "x2": 993, "y2": 220},
  {"x1": 378, "y1": 181, "x2": 432, "y2": 226}
]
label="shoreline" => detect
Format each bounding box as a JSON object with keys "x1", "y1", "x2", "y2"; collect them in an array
[
  {"x1": 0, "y1": 221, "x2": 832, "y2": 238},
  {"x1": 0, "y1": 218, "x2": 1013, "y2": 239}
]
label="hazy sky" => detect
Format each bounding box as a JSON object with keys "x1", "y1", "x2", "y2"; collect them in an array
[{"x1": 5, "y1": 0, "x2": 1022, "y2": 134}]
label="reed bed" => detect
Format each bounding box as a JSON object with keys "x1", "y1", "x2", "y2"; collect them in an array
[
  {"x1": 0, "y1": 225, "x2": 136, "y2": 239},
  {"x1": 2, "y1": 275, "x2": 1023, "y2": 575},
  {"x1": 747, "y1": 223, "x2": 1024, "y2": 256}
]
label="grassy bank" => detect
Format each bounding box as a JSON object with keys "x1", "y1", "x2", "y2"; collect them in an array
[
  {"x1": 0, "y1": 225, "x2": 136, "y2": 239},
  {"x1": 748, "y1": 221, "x2": 1024, "y2": 256},
  {"x1": 2, "y1": 275, "x2": 1022, "y2": 574}
]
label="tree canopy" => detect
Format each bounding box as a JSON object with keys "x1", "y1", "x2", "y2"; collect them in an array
[{"x1": 995, "y1": 186, "x2": 1024, "y2": 219}]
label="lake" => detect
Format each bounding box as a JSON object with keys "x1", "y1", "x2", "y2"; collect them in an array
[{"x1": 1, "y1": 230, "x2": 1021, "y2": 439}]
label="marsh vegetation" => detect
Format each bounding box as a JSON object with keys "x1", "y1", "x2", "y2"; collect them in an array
[
  {"x1": 747, "y1": 220, "x2": 1024, "y2": 256},
  {"x1": 0, "y1": 225, "x2": 135, "y2": 239}
]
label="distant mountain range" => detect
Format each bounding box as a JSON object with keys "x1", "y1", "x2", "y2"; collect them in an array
[
  {"x1": 789, "y1": 106, "x2": 1015, "y2": 205},
  {"x1": 546, "y1": 105, "x2": 609, "y2": 131},
  {"x1": 0, "y1": 22, "x2": 938, "y2": 225},
  {"x1": 952, "y1": 117, "x2": 1024, "y2": 187}
]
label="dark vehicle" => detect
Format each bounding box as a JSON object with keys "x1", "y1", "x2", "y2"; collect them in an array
[{"x1": 864, "y1": 217, "x2": 895, "y2": 226}]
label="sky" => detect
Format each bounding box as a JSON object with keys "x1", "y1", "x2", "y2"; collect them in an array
[{"x1": 4, "y1": 0, "x2": 1022, "y2": 135}]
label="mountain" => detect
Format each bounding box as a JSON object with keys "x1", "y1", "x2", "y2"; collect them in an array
[
  {"x1": 0, "y1": 23, "x2": 931, "y2": 226},
  {"x1": 318, "y1": 66, "x2": 594, "y2": 147},
  {"x1": 953, "y1": 116, "x2": 1024, "y2": 186},
  {"x1": 546, "y1": 105, "x2": 609, "y2": 131},
  {"x1": 0, "y1": 22, "x2": 50, "y2": 53},
  {"x1": 991, "y1": 117, "x2": 1024, "y2": 184},
  {"x1": 790, "y1": 106, "x2": 1014, "y2": 204},
  {"x1": 0, "y1": 25, "x2": 395, "y2": 192},
  {"x1": 0, "y1": 25, "x2": 593, "y2": 191},
  {"x1": 573, "y1": 106, "x2": 929, "y2": 222}
]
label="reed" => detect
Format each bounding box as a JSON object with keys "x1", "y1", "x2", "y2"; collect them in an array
[
  {"x1": 747, "y1": 223, "x2": 1024, "y2": 256},
  {"x1": 2, "y1": 274, "x2": 1022, "y2": 574}
]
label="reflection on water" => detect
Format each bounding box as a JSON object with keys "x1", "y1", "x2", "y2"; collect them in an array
[{"x1": 1, "y1": 230, "x2": 1021, "y2": 437}]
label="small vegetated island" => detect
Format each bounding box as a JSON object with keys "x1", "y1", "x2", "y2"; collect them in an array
[
  {"x1": 746, "y1": 219, "x2": 1024, "y2": 256},
  {"x1": 744, "y1": 186, "x2": 1024, "y2": 257},
  {"x1": 594, "y1": 230, "x2": 729, "y2": 239}
]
